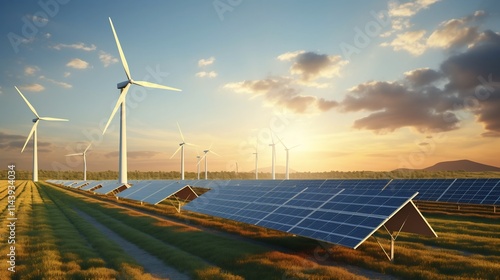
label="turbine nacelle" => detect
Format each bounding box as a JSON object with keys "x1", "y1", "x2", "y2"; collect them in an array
[
  {"x1": 32, "y1": 118, "x2": 38, "y2": 123},
  {"x1": 117, "y1": 80, "x2": 130, "y2": 89}
]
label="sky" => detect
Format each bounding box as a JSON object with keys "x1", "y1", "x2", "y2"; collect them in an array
[{"x1": 1, "y1": 0, "x2": 500, "y2": 175}]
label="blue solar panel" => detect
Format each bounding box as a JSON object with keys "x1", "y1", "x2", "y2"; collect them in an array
[
  {"x1": 93, "y1": 181, "x2": 127, "y2": 195},
  {"x1": 184, "y1": 185, "x2": 418, "y2": 249}
]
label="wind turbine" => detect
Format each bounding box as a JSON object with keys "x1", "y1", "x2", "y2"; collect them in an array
[
  {"x1": 253, "y1": 145, "x2": 258, "y2": 180},
  {"x1": 269, "y1": 134, "x2": 276, "y2": 180},
  {"x1": 198, "y1": 145, "x2": 220, "y2": 180},
  {"x1": 102, "y1": 17, "x2": 181, "y2": 184},
  {"x1": 276, "y1": 135, "x2": 299, "y2": 180},
  {"x1": 15, "y1": 86, "x2": 68, "y2": 182},
  {"x1": 66, "y1": 142, "x2": 92, "y2": 181},
  {"x1": 170, "y1": 123, "x2": 195, "y2": 180},
  {"x1": 196, "y1": 153, "x2": 201, "y2": 180}
]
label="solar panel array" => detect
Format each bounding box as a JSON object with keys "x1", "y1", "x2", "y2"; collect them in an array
[
  {"x1": 47, "y1": 178, "x2": 500, "y2": 205},
  {"x1": 184, "y1": 184, "x2": 418, "y2": 248},
  {"x1": 116, "y1": 180, "x2": 197, "y2": 204}
]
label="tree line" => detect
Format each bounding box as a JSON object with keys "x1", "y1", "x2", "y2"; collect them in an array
[{"x1": 1, "y1": 169, "x2": 500, "y2": 181}]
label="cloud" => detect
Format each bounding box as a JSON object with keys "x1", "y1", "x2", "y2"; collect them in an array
[
  {"x1": 225, "y1": 77, "x2": 338, "y2": 114},
  {"x1": 66, "y1": 58, "x2": 90, "y2": 69},
  {"x1": 39, "y1": 76, "x2": 72, "y2": 89},
  {"x1": 195, "y1": 71, "x2": 218, "y2": 78},
  {"x1": 278, "y1": 51, "x2": 348, "y2": 85},
  {"x1": 0, "y1": 132, "x2": 52, "y2": 152},
  {"x1": 99, "y1": 51, "x2": 119, "y2": 67},
  {"x1": 388, "y1": 0, "x2": 440, "y2": 17},
  {"x1": 0, "y1": 86, "x2": 3, "y2": 95},
  {"x1": 63, "y1": 72, "x2": 71, "y2": 78},
  {"x1": 198, "y1": 57, "x2": 215, "y2": 67},
  {"x1": 440, "y1": 37, "x2": 500, "y2": 136},
  {"x1": 383, "y1": 10, "x2": 489, "y2": 55},
  {"x1": 53, "y1": 42, "x2": 97, "y2": 51},
  {"x1": 24, "y1": 66, "x2": 40, "y2": 76},
  {"x1": 404, "y1": 68, "x2": 444, "y2": 87},
  {"x1": 381, "y1": 30, "x2": 427, "y2": 56},
  {"x1": 19, "y1": 84, "x2": 45, "y2": 92},
  {"x1": 339, "y1": 80, "x2": 460, "y2": 133},
  {"x1": 29, "y1": 14, "x2": 49, "y2": 25},
  {"x1": 104, "y1": 151, "x2": 161, "y2": 159},
  {"x1": 339, "y1": 33, "x2": 500, "y2": 136},
  {"x1": 427, "y1": 11, "x2": 486, "y2": 50}
]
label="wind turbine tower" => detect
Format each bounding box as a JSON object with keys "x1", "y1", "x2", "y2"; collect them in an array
[
  {"x1": 15, "y1": 86, "x2": 68, "y2": 182},
  {"x1": 170, "y1": 123, "x2": 195, "y2": 180},
  {"x1": 102, "y1": 18, "x2": 181, "y2": 184},
  {"x1": 66, "y1": 142, "x2": 92, "y2": 181},
  {"x1": 199, "y1": 145, "x2": 220, "y2": 180},
  {"x1": 277, "y1": 136, "x2": 299, "y2": 180}
]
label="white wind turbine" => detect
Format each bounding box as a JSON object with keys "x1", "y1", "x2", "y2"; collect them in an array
[
  {"x1": 253, "y1": 145, "x2": 258, "y2": 180},
  {"x1": 196, "y1": 152, "x2": 201, "y2": 180},
  {"x1": 15, "y1": 86, "x2": 68, "y2": 182},
  {"x1": 66, "y1": 142, "x2": 92, "y2": 181},
  {"x1": 102, "y1": 18, "x2": 181, "y2": 184},
  {"x1": 276, "y1": 135, "x2": 299, "y2": 180},
  {"x1": 269, "y1": 134, "x2": 276, "y2": 180},
  {"x1": 198, "y1": 144, "x2": 220, "y2": 180},
  {"x1": 170, "y1": 123, "x2": 195, "y2": 180}
]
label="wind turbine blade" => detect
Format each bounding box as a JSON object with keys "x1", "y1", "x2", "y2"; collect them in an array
[
  {"x1": 15, "y1": 86, "x2": 40, "y2": 118},
  {"x1": 84, "y1": 142, "x2": 93, "y2": 153},
  {"x1": 39, "y1": 117, "x2": 69, "y2": 122},
  {"x1": 103, "y1": 84, "x2": 130, "y2": 135},
  {"x1": 197, "y1": 154, "x2": 207, "y2": 165},
  {"x1": 133, "y1": 80, "x2": 181, "y2": 91},
  {"x1": 176, "y1": 122, "x2": 185, "y2": 142},
  {"x1": 170, "y1": 145, "x2": 182, "y2": 159},
  {"x1": 210, "y1": 150, "x2": 221, "y2": 157},
  {"x1": 21, "y1": 121, "x2": 38, "y2": 153},
  {"x1": 66, "y1": 153, "x2": 84, "y2": 156},
  {"x1": 289, "y1": 144, "x2": 300, "y2": 150},
  {"x1": 185, "y1": 142, "x2": 198, "y2": 147},
  {"x1": 109, "y1": 17, "x2": 131, "y2": 81}
]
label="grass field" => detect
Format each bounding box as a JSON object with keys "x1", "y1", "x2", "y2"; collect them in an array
[{"x1": 0, "y1": 180, "x2": 499, "y2": 279}]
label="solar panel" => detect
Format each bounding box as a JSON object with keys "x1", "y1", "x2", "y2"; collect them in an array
[
  {"x1": 141, "y1": 182, "x2": 197, "y2": 205},
  {"x1": 116, "y1": 180, "x2": 156, "y2": 199},
  {"x1": 437, "y1": 178, "x2": 500, "y2": 205},
  {"x1": 80, "y1": 181, "x2": 106, "y2": 191},
  {"x1": 93, "y1": 181, "x2": 128, "y2": 195},
  {"x1": 184, "y1": 185, "x2": 419, "y2": 248}
]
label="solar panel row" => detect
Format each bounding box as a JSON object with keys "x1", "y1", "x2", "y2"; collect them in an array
[
  {"x1": 184, "y1": 184, "x2": 420, "y2": 249},
  {"x1": 47, "y1": 178, "x2": 500, "y2": 205},
  {"x1": 48, "y1": 180, "x2": 198, "y2": 205}
]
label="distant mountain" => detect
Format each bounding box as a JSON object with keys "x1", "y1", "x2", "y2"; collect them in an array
[{"x1": 423, "y1": 159, "x2": 500, "y2": 172}]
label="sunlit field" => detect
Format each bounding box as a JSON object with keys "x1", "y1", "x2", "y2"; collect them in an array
[{"x1": 0, "y1": 180, "x2": 499, "y2": 279}]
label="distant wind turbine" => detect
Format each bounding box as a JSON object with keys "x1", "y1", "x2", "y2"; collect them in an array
[
  {"x1": 196, "y1": 153, "x2": 201, "y2": 180},
  {"x1": 66, "y1": 142, "x2": 92, "y2": 181},
  {"x1": 102, "y1": 17, "x2": 181, "y2": 184},
  {"x1": 276, "y1": 135, "x2": 299, "y2": 180},
  {"x1": 269, "y1": 133, "x2": 276, "y2": 180},
  {"x1": 15, "y1": 86, "x2": 68, "y2": 182},
  {"x1": 170, "y1": 123, "x2": 195, "y2": 180},
  {"x1": 198, "y1": 144, "x2": 220, "y2": 180},
  {"x1": 253, "y1": 145, "x2": 258, "y2": 180}
]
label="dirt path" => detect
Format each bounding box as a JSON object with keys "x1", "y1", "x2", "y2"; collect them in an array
[{"x1": 75, "y1": 209, "x2": 190, "y2": 280}]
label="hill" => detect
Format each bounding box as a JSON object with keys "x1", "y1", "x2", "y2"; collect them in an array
[{"x1": 424, "y1": 159, "x2": 500, "y2": 172}]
